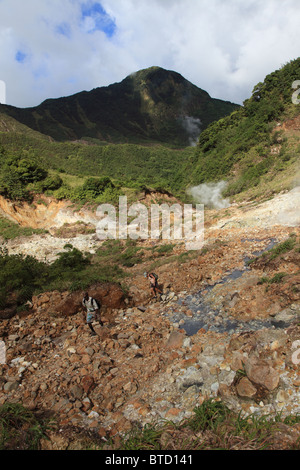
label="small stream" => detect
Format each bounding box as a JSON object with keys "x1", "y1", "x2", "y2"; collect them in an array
[{"x1": 166, "y1": 238, "x2": 293, "y2": 336}]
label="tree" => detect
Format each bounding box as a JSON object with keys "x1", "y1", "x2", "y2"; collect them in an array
[
  {"x1": 82, "y1": 176, "x2": 114, "y2": 195},
  {"x1": 0, "y1": 156, "x2": 48, "y2": 200}
]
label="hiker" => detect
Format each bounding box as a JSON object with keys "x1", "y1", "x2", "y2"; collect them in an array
[
  {"x1": 146, "y1": 272, "x2": 162, "y2": 299},
  {"x1": 82, "y1": 292, "x2": 103, "y2": 336}
]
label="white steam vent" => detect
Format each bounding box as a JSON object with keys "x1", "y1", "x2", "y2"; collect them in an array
[
  {"x1": 187, "y1": 181, "x2": 230, "y2": 209},
  {"x1": 181, "y1": 116, "x2": 202, "y2": 146}
]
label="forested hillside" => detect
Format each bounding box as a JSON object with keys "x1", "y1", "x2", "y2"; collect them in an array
[{"x1": 185, "y1": 58, "x2": 300, "y2": 200}]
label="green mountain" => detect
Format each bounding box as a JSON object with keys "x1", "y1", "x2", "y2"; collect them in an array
[
  {"x1": 0, "y1": 66, "x2": 239, "y2": 146},
  {"x1": 0, "y1": 60, "x2": 299, "y2": 205}
]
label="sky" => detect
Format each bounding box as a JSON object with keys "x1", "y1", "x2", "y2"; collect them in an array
[{"x1": 0, "y1": 0, "x2": 299, "y2": 108}]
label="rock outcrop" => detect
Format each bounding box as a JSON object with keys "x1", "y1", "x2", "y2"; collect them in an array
[{"x1": 32, "y1": 282, "x2": 126, "y2": 317}]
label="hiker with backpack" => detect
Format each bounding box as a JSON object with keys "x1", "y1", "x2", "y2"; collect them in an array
[
  {"x1": 146, "y1": 272, "x2": 162, "y2": 299},
  {"x1": 82, "y1": 292, "x2": 103, "y2": 336}
]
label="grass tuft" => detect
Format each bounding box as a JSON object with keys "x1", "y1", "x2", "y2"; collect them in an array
[{"x1": 0, "y1": 403, "x2": 51, "y2": 450}]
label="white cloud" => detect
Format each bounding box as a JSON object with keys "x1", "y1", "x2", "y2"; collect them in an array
[{"x1": 0, "y1": 0, "x2": 299, "y2": 107}]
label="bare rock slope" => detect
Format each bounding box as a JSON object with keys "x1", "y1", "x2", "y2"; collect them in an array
[{"x1": 0, "y1": 187, "x2": 300, "y2": 449}]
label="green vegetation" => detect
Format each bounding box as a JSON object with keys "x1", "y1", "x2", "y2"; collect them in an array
[
  {"x1": 188, "y1": 58, "x2": 300, "y2": 199},
  {"x1": 0, "y1": 249, "x2": 50, "y2": 309},
  {"x1": 0, "y1": 153, "x2": 48, "y2": 201},
  {"x1": 0, "y1": 245, "x2": 125, "y2": 309},
  {"x1": 54, "y1": 175, "x2": 123, "y2": 204},
  {"x1": 0, "y1": 235, "x2": 203, "y2": 310},
  {"x1": 0, "y1": 66, "x2": 239, "y2": 204},
  {"x1": 0, "y1": 237, "x2": 178, "y2": 309},
  {"x1": 154, "y1": 243, "x2": 175, "y2": 254},
  {"x1": 268, "y1": 236, "x2": 297, "y2": 260},
  {"x1": 251, "y1": 235, "x2": 298, "y2": 267},
  {"x1": 96, "y1": 239, "x2": 145, "y2": 268},
  {"x1": 188, "y1": 398, "x2": 231, "y2": 433},
  {"x1": 258, "y1": 272, "x2": 287, "y2": 285},
  {"x1": 0, "y1": 144, "x2": 127, "y2": 203},
  {"x1": 0, "y1": 403, "x2": 50, "y2": 450},
  {"x1": 147, "y1": 248, "x2": 199, "y2": 272},
  {"x1": 247, "y1": 233, "x2": 300, "y2": 272},
  {"x1": 0, "y1": 216, "x2": 46, "y2": 240},
  {"x1": 0, "y1": 131, "x2": 195, "y2": 200},
  {"x1": 1, "y1": 399, "x2": 299, "y2": 450},
  {"x1": 249, "y1": 234, "x2": 299, "y2": 289},
  {"x1": 106, "y1": 398, "x2": 300, "y2": 450}
]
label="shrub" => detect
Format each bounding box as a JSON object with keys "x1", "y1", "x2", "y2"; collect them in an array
[
  {"x1": 39, "y1": 174, "x2": 63, "y2": 191},
  {"x1": 0, "y1": 156, "x2": 49, "y2": 201},
  {"x1": 0, "y1": 250, "x2": 48, "y2": 308},
  {"x1": 51, "y1": 247, "x2": 90, "y2": 270},
  {"x1": 82, "y1": 176, "x2": 113, "y2": 195}
]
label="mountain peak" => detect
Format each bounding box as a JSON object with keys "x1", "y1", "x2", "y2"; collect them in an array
[
  {"x1": 125, "y1": 66, "x2": 201, "y2": 97},
  {"x1": 128, "y1": 65, "x2": 185, "y2": 81}
]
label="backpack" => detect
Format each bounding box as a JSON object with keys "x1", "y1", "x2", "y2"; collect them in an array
[
  {"x1": 83, "y1": 297, "x2": 100, "y2": 310},
  {"x1": 151, "y1": 273, "x2": 158, "y2": 280},
  {"x1": 92, "y1": 298, "x2": 100, "y2": 309}
]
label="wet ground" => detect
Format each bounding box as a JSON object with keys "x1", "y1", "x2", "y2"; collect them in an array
[{"x1": 165, "y1": 237, "x2": 293, "y2": 336}]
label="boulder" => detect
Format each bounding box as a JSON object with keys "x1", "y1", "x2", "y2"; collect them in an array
[
  {"x1": 36, "y1": 282, "x2": 127, "y2": 317},
  {"x1": 244, "y1": 355, "x2": 280, "y2": 391},
  {"x1": 165, "y1": 331, "x2": 186, "y2": 350},
  {"x1": 236, "y1": 377, "x2": 257, "y2": 398}
]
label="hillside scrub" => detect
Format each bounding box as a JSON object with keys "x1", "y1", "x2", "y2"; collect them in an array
[
  {"x1": 0, "y1": 67, "x2": 238, "y2": 146},
  {"x1": 0, "y1": 216, "x2": 46, "y2": 240},
  {"x1": 0, "y1": 235, "x2": 198, "y2": 310},
  {"x1": 190, "y1": 58, "x2": 300, "y2": 198},
  {"x1": 0, "y1": 238, "x2": 162, "y2": 310},
  {"x1": 0, "y1": 245, "x2": 123, "y2": 310},
  {"x1": 0, "y1": 146, "x2": 121, "y2": 204},
  {"x1": 53, "y1": 175, "x2": 122, "y2": 204},
  {"x1": 0, "y1": 137, "x2": 193, "y2": 202},
  {"x1": 0, "y1": 250, "x2": 48, "y2": 309},
  {"x1": 0, "y1": 154, "x2": 49, "y2": 201}
]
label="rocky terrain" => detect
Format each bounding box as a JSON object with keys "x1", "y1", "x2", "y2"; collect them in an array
[{"x1": 0, "y1": 187, "x2": 299, "y2": 450}]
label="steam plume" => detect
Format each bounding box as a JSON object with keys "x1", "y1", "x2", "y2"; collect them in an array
[
  {"x1": 187, "y1": 181, "x2": 230, "y2": 209},
  {"x1": 181, "y1": 116, "x2": 202, "y2": 146}
]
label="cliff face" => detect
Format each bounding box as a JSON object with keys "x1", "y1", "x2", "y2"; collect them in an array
[{"x1": 0, "y1": 195, "x2": 98, "y2": 231}]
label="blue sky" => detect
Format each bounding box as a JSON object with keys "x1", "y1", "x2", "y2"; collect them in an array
[
  {"x1": 80, "y1": 2, "x2": 116, "y2": 36},
  {"x1": 0, "y1": 0, "x2": 299, "y2": 107}
]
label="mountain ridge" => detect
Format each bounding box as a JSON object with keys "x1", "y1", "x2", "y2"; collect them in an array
[{"x1": 0, "y1": 66, "x2": 239, "y2": 146}]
